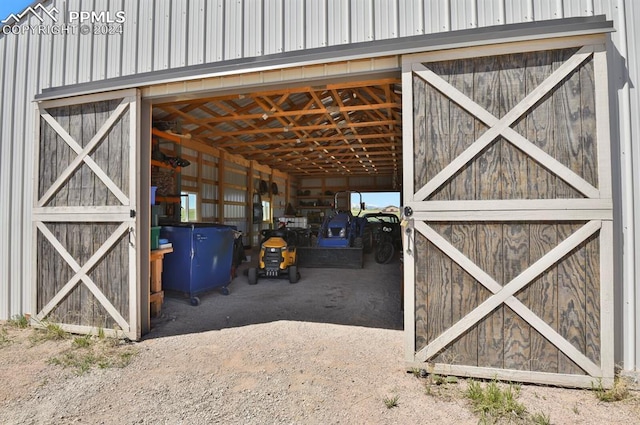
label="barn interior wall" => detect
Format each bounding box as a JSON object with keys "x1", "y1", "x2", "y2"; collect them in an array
[{"x1": 152, "y1": 131, "x2": 294, "y2": 248}]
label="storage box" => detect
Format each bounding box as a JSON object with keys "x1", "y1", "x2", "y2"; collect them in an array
[
  {"x1": 151, "y1": 186, "x2": 157, "y2": 205},
  {"x1": 151, "y1": 226, "x2": 161, "y2": 250}
]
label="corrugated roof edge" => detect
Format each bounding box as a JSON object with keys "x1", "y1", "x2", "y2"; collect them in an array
[{"x1": 35, "y1": 15, "x2": 613, "y2": 101}]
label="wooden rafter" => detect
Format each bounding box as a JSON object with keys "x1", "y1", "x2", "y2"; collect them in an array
[{"x1": 152, "y1": 78, "x2": 402, "y2": 177}]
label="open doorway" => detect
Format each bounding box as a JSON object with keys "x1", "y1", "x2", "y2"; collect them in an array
[{"x1": 146, "y1": 76, "x2": 404, "y2": 338}]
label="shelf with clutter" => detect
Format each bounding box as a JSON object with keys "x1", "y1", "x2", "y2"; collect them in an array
[{"x1": 151, "y1": 127, "x2": 193, "y2": 222}]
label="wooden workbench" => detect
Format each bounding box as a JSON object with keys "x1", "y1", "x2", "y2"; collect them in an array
[{"x1": 150, "y1": 247, "x2": 173, "y2": 319}]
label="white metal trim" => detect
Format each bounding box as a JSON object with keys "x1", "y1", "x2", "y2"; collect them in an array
[
  {"x1": 600, "y1": 220, "x2": 616, "y2": 380},
  {"x1": 401, "y1": 59, "x2": 416, "y2": 363},
  {"x1": 128, "y1": 90, "x2": 141, "y2": 340}
]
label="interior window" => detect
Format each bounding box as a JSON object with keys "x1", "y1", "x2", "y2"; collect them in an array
[
  {"x1": 181, "y1": 191, "x2": 198, "y2": 222},
  {"x1": 262, "y1": 199, "x2": 271, "y2": 223}
]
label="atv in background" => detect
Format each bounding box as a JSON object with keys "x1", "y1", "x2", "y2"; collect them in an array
[{"x1": 363, "y1": 212, "x2": 402, "y2": 264}]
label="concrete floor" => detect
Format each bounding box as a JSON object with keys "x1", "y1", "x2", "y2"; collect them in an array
[{"x1": 148, "y1": 250, "x2": 404, "y2": 339}]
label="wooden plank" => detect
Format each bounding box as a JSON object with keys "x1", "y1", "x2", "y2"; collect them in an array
[
  {"x1": 580, "y1": 54, "x2": 601, "y2": 367},
  {"x1": 554, "y1": 48, "x2": 583, "y2": 199},
  {"x1": 426, "y1": 224, "x2": 453, "y2": 362},
  {"x1": 528, "y1": 223, "x2": 559, "y2": 372},
  {"x1": 593, "y1": 46, "x2": 612, "y2": 199},
  {"x1": 580, "y1": 57, "x2": 597, "y2": 188},
  {"x1": 448, "y1": 57, "x2": 478, "y2": 366},
  {"x1": 599, "y1": 221, "x2": 615, "y2": 378},
  {"x1": 557, "y1": 223, "x2": 587, "y2": 375},
  {"x1": 425, "y1": 61, "x2": 450, "y2": 201},
  {"x1": 499, "y1": 53, "x2": 531, "y2": 371},
  {"x1": 412, "y1": 61, "x2": 599, "y2": 199},
  {"x1": 405, "y1": 362, "x2": 611, "y2": 389},
  {"x1": 413, "y1": 46, "x2": 594, "y2": 201},
  {"x1": 418, "y1": 221, "x2": 601, "y2": 365},
  {"x1": 414, "y1": 230, "x2": 430, "y2": 351},
  {"x1": 410, "y1": 209, "x2": 612, "y2": 221},
  {"x1": 499, "y1": 53, "x2": 528, "y2": 200},
  {"x1": 476, "y1": 224, "x2": 503, "y2": 368},
  {"x1": 53, "y1": 107, "x2": 71, "y2": 208},
  {"x1": 525, "y1": 50, "x2": 555, "y2": 201},
  {"x1": 502, "y1": 223, "x2": 531, "y2": 370},
  {"x1": 81, "y1": 103, "x2": 98, "y2": 324},
  {"x1": 584, "y1": 229, "x2": 600, "y2": 365},
  {"x1": 474, "y1": 55, "x2": 503, "y2": 368},
  {"x1": 406, "y1": 199, "x2": 612, "y2": 212},
  {"x1": 412, "y1": 74, "x2": 427, "y2": 191},
  {"x1": 39, "y1": 101, "x2": 130, "y2": 206}
]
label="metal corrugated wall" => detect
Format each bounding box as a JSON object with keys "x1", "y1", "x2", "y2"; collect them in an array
[{"x1": 0, "y1": 0, "x2": 637, "y2": 373}]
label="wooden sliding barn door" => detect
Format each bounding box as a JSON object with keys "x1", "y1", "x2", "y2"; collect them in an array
[
  {"x1": 33, "y1": 89, "x2": 140, "y2": 340},
  {"x1": 401, "y1": 37, "x2": 614, "y2": 387}
]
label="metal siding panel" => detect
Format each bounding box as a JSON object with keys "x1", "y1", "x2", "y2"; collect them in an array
[
  {"x1": 92, "y1": 0, "x2": 110, "y2": 81},
  {"x1": 374, "y1": 0, "x2": 398, "y2": 39},
  {"x1": 0, "y1": 36, "x2": 7, "y2": 320},
  {"x1": 328, "y1": 0, "x2": 350, "y2": 45},
  {"x1": 504, "y1": 0, "x2": 535, "y2": 23},
  {"x1": 170, "y1": 0, "x2": 188, "y2": 68},
  {"x1": 38, "y1": 17, "x2": 54, "y2": 89},
  {"x1": 616, "y1": 0, "x2": 639, "y2": 372},
  {"x1": 477, "y1": 0, "x2": 506, "y2": 26},
  {"x1": 284, "y1": 0, "x2": 304, "y2": 51},
  {"x1": 398, "y1": 0, "x2": 423, "y2": 36},
  {"x1": 264, "y1": 0, "x2": 283, "y2": 54},
  {"x1": 593, "y1": 0, "x2": 616, "y2": 17},
  {"x1": 350, "y1": 0, "x2": 373, "y2": 42},
  {"x1": 2, "y1": 36, "x2": 18, "y2": 317},
  {"x1": 77, "y1": 6, "x2": 94, "y2": 83},
  {"x1": 224, "y1": 0, "x2": 244, "y2": 59},
  {"x1": 305, "y1": 0, "x2": 327, "y2": 48},
  {"x1": 106, "y1": 0, "x2": 124, "y2": 79},
  {"x1": 450, "y1": 0, "x2": 478, "y2": 30},
  {"x1": 22, "y1": 23, "x2": 41, "y2": 315},
  {"x1": 532, "y1": 0, "x2": 564, "y2": 20},
  {"x1": 188, "y1": 0, "x2": 206, "y2": 65},
  {"x1": 64, "y1": 0, "x2": 81, "y2": 85},
  {"x1": 244, "y1": 0, "x2": 263, "y2": 56},
  {"x1": 121, "y1": 0, "x2": 139, "y2": 75},
  {"x1": 137, "y1": 1, "x2": 154, "y2": 72},
  {"x1": 205, "y1": 0, "x2": 225, "y2": 62},
  {"x1": 154, "y1": 0, "x2": 171, "y2": 70},
  {"x1": 424, "y1": 0, "x2": 449, "y2": 33},
  {"x1": 631, "y1": 0, "x2": 640, "y2": 376},
  {"x1": 11, "y1": 24, "x2": 26, "y2": 318},
  {"x1": 562, "y1": 0, "x2": 589, "y2": 17}
]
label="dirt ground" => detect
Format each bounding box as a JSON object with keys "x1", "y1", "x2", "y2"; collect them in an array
[{"x1": 1, "y1": 252, "x2": 639, "y2": 424}]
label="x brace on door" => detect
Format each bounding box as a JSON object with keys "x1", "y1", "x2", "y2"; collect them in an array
[
  {"x1": 35, "y1": 222, "x2": 131, "y2": 332},
  {"x1": 38, "y1": 99, "x2": 130, "y2": 207},
  {"x1": 412, "y1": 45, "x2": 597, "y2": 201},
  {"x1": 413, "y1": 220, "x2": 603, "y2": 376}
]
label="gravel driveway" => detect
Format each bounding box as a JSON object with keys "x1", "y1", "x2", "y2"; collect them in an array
[{"x1": 1, "y1": 253, "x2": 638, "y2": 424}]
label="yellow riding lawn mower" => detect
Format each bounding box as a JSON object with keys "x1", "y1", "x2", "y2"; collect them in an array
[{"x1": 248, "y1": 226, "x2": 301, "y2": 284}]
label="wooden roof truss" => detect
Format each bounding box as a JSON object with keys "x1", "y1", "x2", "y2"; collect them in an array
[{"x1": 152, "y1": 78, "x2": 402, "y2": 177}]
